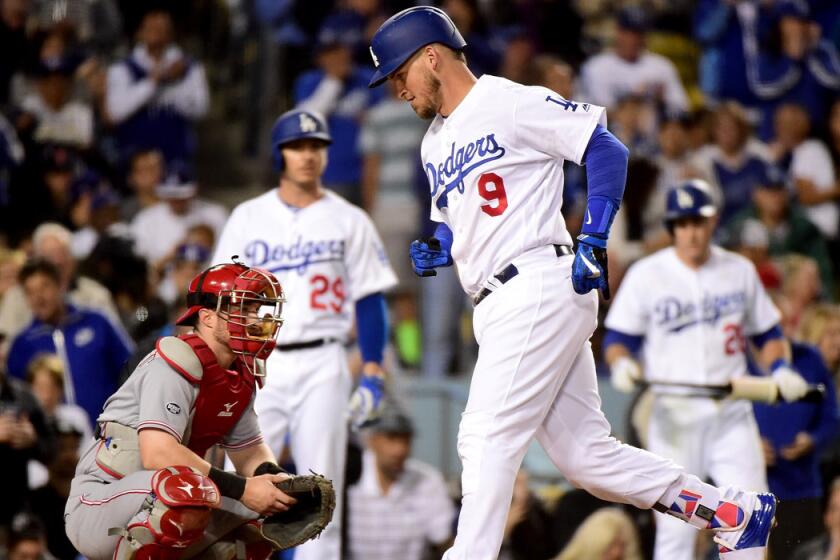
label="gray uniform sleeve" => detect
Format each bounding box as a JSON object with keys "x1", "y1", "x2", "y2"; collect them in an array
[
  {"x1": 219, "y1": 393, "x2": 263, "y2": 451},
  {"x1": 136, "y1": 356, "x2": 196, "y2": 442}
]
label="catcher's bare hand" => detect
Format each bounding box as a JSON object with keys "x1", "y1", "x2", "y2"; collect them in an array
[{"x1": 242, "y1": 473, "x2": 297, "y2": 516}]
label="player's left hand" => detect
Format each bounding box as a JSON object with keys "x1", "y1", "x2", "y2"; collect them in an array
[
  {"x1": 348, "y1": 374, "x2": 385, "y2": 429},
  {"x1": 773, "y1": 365, "x2": 809, "y2": 402},
  {"x1": 572, "y1": 234, "x2": 610, "y2": 299}
]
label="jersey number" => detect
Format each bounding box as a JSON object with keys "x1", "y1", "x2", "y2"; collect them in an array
[
  {"x1": 724, "y1": 324, "x2": 746, "y2": 355},
  {"x1": 478, "y1": 173, "x2": 508, "y2": 217},
  {"x1": 310, "y1": 275, "x2": 346, "y2": 312}
]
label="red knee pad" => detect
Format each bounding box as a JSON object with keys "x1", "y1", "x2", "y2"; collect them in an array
[{"x1": 113, "y1": 466, "x2": 220, "y2": 559}]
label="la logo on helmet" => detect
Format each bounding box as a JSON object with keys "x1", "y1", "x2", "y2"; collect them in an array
[
  {"x1": 299, "y1": 114, "x2": 318, "y2": 133},
  {"x1": 677, "y1": 188, "x2": 693, "y2": 209}
]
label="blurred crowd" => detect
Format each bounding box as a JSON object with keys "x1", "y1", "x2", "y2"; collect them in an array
[{"x1": 0, "y1": 0, "x2": 839, "y2": 559}]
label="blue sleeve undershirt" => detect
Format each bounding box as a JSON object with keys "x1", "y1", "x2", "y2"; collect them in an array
[
  {"x1": 749, "y1": 324, "x2": 784, "y2": 350},
  {"x1": 434, "y1": 222, "x2": 454, "y2": 253},
  {"x1": 603, "y1": 328, "x2": 644, "y2": 356},
  {"x1": 580, "y1": 124, "x2": 629, "y2": 237},
  {"x1": 355, "y1": 292, "x2": 388, "y2": 364}
]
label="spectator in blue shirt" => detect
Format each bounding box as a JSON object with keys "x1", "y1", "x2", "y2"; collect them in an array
[
  {"x1": 694, "y1": 0, "x2": 757, "y2": 105},
  {"x1": 105, "y1": 9, "x2": 209, "y2": 164},
  {"x1": 6, "y1": 259, "x2": 133, "y2": 427},
  {"x1": 748, "y1": 1, "x2": 840, "y2": 139},
  {"x1": 688, "y1": 102, "x2": 771, "y2": 228},
  {"x1": 294, "y1": 17, "x2": 384, "y2": 205},
  {"x1": 753, "y1": 339, "x2": 839, "y2": 559}
]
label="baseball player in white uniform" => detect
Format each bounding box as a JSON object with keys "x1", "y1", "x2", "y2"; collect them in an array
[
  {"x1": 604, "y1": 180, "x2": 809, "y2": 560},
  {"x1": 211, "y1": 109, "x2": 397, "y2": 559},
  {"x1": 368, "y1": 6, "x2": 787, "y2": 560}
]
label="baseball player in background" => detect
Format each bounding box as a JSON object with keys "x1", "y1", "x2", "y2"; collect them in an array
[
  {"x1": 64, "y1": 261, "x2": 296, "y2": 559},
  {"x1": 604, "y1": 180, "x2": 809, "y2": 560},
  {"x1": 368, "y1": 6, "x2": 783, "y2": 560},
  {"x1": 211, "y1": 109, "x2": 398, "y2": 559}
]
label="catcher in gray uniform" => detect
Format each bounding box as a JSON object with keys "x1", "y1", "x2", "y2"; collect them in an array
[{"x1": 65, "y1": 261, "x2": 310, "y2": 559}]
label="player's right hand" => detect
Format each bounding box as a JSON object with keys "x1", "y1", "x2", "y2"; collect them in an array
[
  {"x1": 241, "y1": 473, "x2": 297, "y2": 516},
  {"x1": 409, "y1": 237, "x2": 452, "y2": 277},
  {"x1": 773, "y1": 365, "x2": 809, "y2": 402},
  {"x1": 610, "y1": 356, "x2": 641, "y2": 393}
]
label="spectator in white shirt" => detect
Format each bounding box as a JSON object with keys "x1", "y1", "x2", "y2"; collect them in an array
[
  {"x1": 129, "y1": 163, "x2": 227, "y2": 268},
  {"x1": 770, "y1": 102, "x2": 840, "y2": 240},
  {"x1": 348, "y1": 405, "x2": 455, "y2": 560},
  {"x1": 105, "y1": 9, "x2": 208, "y2": 163},
  {"x1": 580, "y1": 7, "x2": 689, "y2": 114},
  {"x1": 19, "y1": 55, "x2": 93, "y2": 149}
]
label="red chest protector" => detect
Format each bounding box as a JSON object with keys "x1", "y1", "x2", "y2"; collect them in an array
[{"x1": 156, "y1": 334, "x2": 256, "y2": 457}]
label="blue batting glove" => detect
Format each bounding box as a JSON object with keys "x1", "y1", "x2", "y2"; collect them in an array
[
  {"x1": 572, "y1": 234, "x2": 610, "y2": 299},
  {"x1": 349, "y1": 375, "x2": 385, "y2": 429},
  {"x1": 409, "y1": 237, "x2": 452, "y2": 277}
]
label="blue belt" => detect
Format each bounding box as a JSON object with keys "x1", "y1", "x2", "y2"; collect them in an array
[{"x1": 472, "y1": 245, "x2": 572, "y2": 306}]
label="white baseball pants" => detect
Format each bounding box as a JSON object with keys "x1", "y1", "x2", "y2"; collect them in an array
[
  {"x1": 648, "y1": 398, "x2": 767, "y2": 560},
  {"x1": 256, "y1": 342, "x2": 352, "y2": 560},
  {"x1": 442, "y1": 255, "x2": 686, "y2": 560}
]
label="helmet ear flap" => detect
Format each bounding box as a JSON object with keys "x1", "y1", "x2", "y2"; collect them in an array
[{"x1": 272, "y1": 143, "x2": 284, "y2": 173}]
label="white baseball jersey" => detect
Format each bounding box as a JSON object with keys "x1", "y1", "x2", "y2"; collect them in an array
[
  {"x1": 605, "y1": 246, "x2": 780, "y2": 386},
  {"x1": 211, "y1": 189, "x2": 398, "y2": 343},
  {"x1": 421, "y1": 75, "x2": 606, "y2": 295}
]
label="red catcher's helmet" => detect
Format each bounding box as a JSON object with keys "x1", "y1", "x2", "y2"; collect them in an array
[{"x1": 176, "y1": 260, "x2": 285, "y2": 372}]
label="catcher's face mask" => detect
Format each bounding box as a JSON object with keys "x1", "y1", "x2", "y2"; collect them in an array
[{"x1": 217, "y1": 268, "x2": 285, "y2": 369}]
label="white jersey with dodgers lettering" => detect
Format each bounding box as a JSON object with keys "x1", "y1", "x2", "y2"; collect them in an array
[
  {"x1": 211, "y1": 188, "x2": 397, "y2": 560},
  {"x1": 605, "y1": 246, "x2": 780, "y2": 386},
  {"x1": 421, "y1": 74, "x2": 606, "y2": 296},
  {"x1": 211, "y1": 189, "x2": 398, "y2": 345}
]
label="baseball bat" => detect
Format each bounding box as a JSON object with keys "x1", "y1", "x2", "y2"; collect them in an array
[{"x1": 642, "y1": 377, "x2": 825, "y2": 404}]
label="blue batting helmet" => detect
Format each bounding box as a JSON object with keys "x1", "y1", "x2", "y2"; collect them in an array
[
  {"x1": 368, "y1": 6, "x2": 467, "y2": 88},
  {"x1": 270, "y1": 109, "x2": 332, "y2": 172},
  {"x1": 664, "y1": 179, "x2": 717, "y2": 227}
]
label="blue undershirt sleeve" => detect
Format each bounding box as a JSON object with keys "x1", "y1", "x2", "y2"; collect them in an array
[
  {"x1": 603, "y1": 328, "x2": 644, "y2": 356},
  {"x1": 434, "y1": 222, "x2": 454, "y2": 253},
  {"x1": 580, "y1": 124, "x2": 629, "y2": 238},
  {"x1": 749, "y1": 325, "x2": 784, "y2": 349},
  {"x1": 355, "y1": 292, "x2": 388, "y2": 364}
]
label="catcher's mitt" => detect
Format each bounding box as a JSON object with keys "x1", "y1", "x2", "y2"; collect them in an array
[{"x1": 260, "y1": 474, "x2": 336, "y2": 550}]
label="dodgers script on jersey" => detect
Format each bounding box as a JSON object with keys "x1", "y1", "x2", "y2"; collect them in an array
[
  {"x1": 421, "y1": 75, "x2": 606, "y2": 295},
  {"x1": 211, "y1": 190, "x2": 397, "y2": 343},
  {"x1": 605, "y1": 246, "x2": 780, "y2": 386}
]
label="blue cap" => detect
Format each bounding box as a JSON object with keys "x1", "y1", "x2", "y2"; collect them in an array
[
  {"x1": 617, "y1": 7, "x2": 650, "y2": 33},
  {"x1": 664, "y1": 180, "x2": 717, "y2": 224},
  {"x1": 317, "y1": 12, "x2": 363, "y2": 50},
  {"x1": 42, "y1": 144, "x2": 78, "y2": 172},
  {"x1": 757, "y1": 164, "x2": 789, "y2": 190},
  {"x1": 156, "y1": 162, "x2": 197, "y2": 199},
  {"x1": 175, "y1": 243, "x2": 210, "y2": 264},
  {"x1": 776, "y1": 0, "x2": 809, "y2": 20},
  {"x1": 368, "y1": 6, "x2": 467, "y2": 88},
  {"x1": 34, "y1": 53, "x2": 80, "y2": 77}
]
